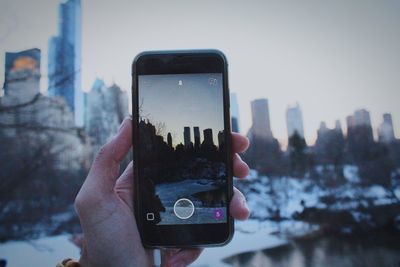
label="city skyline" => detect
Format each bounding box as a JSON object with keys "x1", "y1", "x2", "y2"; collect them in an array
[
  {"x1": 145, "y1": 123, "x2": 223, "y2": 149},
  {"x1": 247, "y1": 97, "x2": 398, "y2": 147},
  {"x1": 0, "y1": 0, "x2": 399, "y2": 143},
  {"x1": 1, "y1": 47, "x2": 398, "y2": 148},
  {"x1": 139, "y1": 73, "x2": 225, "y2": 147}
]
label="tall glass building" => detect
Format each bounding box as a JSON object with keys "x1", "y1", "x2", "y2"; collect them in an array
[{"x1": 48, "y1": 0, "x2": 83, "y2": 126}]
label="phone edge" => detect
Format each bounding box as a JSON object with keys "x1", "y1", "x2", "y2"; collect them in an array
[{"x1": 131, "y1": 49, "x2": 234, "y2": 248}]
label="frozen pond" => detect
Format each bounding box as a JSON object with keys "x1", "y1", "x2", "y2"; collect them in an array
[
  {"x1": 0, "y1": 220, "x2": 285, "y2": 267},
  {"x1": 223, "y1": 229, "x2": 400, "y2": 267},
  {"x1": 2, "y1": 167, "x2": 399, "y2": 266},
  {"x1": 1, "y1": 220, "x2": 399, "y2": 267}
]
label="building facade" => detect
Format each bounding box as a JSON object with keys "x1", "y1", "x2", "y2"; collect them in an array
[
  {"x1": 184, "y1": 126, "x2": 191, "y2": 148},
  {"x1": 84, "y1": 79, "x2": 129, "y2": 152},
  {"x1": 378, "y1": 113, "x2": 395, "y2": 143},
  {"x1": 194, "y1": 126, "x2": 200, "y2": 149},
  {"x1": 249, "y1": 98, "x2": 273, "y2": 140},
  {"x1": 48, "y1": 0, "x2": 83, "y2": 126},
  {"x1": 286, "y1": 103, "x2": 304, "y2": 139},
  {"x1": 346, "y1": 109, "x2": 374, "y2": 142},
  {"x1": 3, "y1": 48, "x2": 41, "y2": 103}
]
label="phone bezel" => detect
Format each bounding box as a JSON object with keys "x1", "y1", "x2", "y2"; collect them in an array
[{"x1": 131, "y1": 50, "x2": 233, "y2": 248}]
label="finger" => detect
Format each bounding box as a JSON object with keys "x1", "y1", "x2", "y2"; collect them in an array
[
  {"x1": 84, "y1": 118, "x2": 132, "y2": 195},
  {"x1": 231, "y1": 132, "x2": 249, "y2": 154},
  {"x1": 161, "y1": 248, "x2": 203, "y2": 267},
  {"x1": 115, "y1": 161, "x2": 134, "y2": 209},
  {"x1": 233, "y1": 153, "x2": 249, "y2": 178},
  {"x1": 230, "y1": 187, "x2": 250, "y2": 220}
]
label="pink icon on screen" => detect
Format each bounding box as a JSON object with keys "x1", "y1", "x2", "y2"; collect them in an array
[{"x1": 213, "y1": 209, "x2": 224, "y2": 220}]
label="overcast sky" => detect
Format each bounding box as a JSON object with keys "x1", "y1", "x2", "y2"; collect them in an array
[
  {"x1": 1, "y1": 0, "x2": 399, "y2": 145},
  {"x1": 139, "y1": 74, "x2": 224, "y2": 146}
]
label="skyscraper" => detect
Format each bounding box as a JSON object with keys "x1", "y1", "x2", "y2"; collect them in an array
[
  {"x1": 334, "y1": 119, "x2": 344, "y2": 137},
  {"x1": 203, "y1": 128, "x2": 215, "y2": 147},
  {"x1": 193, "y1": 126, "x2": 200, "y2": 149},
  {"x1": 286, "y1": 103, "x2": 304, "y2": 139},
  {"x1": 378, "y1": 113, "x2": 395, "y2": 143},
  {"x1": 230, "y1": 93, "x2": 240, "y2": 132},
  {"x1": 354, "y1": 109, "x2": 372, "y2": 127},
  {"x1": 346, "y1": 115, "x2": 355, "y2": 135},
  {"x1": 48, "y1": 0, "x2": 83, "y2": 126},
  {"x1": 249, "y1": 98, "x2": 273, "y2": 140},
  {"x1": 335, "y1": 120, "x2": 342, "y2": 132},
  {"x1": 346, "y1": 109, "x2": 374, "y2": 143},
  {"x1": 167, "y1": 132, "x2": 173, "y2": 147},
  {"x1": 317, "y1": 121, "x2": 328, "y2": 137},
  {"x1": 84, "y1": 78, "x2": 129, "y2": 149},
  {"x1": 218, "y1": 130, "x2": 224, "y2": 148},
  {"x1": 184, "y1": 127, "x2": 191, "y2": 148},
  {"x1": 3, "y1": 48, "x2": 41, "y2": 103}
]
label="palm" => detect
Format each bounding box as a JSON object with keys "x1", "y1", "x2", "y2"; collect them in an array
[
  {"x1": 78, "y1": 170, "x2": 152, "y2": 267},
  {"x1": 114, "y1": 166, "x2": 154, "y2": 265},
  {"x1": 75, "y1": 119, "x2": 250, "y2": 267}
]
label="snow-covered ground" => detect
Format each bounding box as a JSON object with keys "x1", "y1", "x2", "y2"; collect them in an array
[
  {"x1": 1, "y1": 166, "x2": 398, "y2": 266},
  {"x1": 0, "y1": 235, "x2": 80, "y2": 267},
  {"x1": 237, "y1": 166, "x2": 400, "y2": 228},
  {"x1": 0, "y1": 221, "x2": 287, "y2": 267}
]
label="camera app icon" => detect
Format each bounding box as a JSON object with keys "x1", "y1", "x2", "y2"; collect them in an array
[{"x1": 208, "y1": 78, "x2": 217, "y2": 86}]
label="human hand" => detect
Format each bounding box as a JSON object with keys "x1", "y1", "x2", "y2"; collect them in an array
[{"x1": 74, "y1": 118, "x2": 250, "y2": 267}]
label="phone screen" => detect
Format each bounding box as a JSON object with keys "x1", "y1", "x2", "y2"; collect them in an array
[{"x1": 137, "y1": 73, "x2": 228, "y2": 226}]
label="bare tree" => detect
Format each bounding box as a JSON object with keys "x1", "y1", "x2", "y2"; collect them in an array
[{"x1": 0, "y1": 92, "x2": 86, "y2": 241}]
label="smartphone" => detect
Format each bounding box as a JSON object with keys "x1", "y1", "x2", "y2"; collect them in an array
[{"x1": 131, "y1": 50, "x2": 233, "y2": 247}]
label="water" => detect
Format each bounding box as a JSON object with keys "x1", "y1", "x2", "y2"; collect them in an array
[
  {"x1": 223, "y1": 230, "x2": 400, "y2": 267},
  {"x1": 1, "y1": 223, "x2": 399, "y2": 267}
]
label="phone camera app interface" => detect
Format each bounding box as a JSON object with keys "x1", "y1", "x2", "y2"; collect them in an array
[{"x1": 138, "y1": 73, "x2": 227, "y2": 225}]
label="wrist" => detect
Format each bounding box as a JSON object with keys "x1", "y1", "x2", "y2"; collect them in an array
[{"x1": 78, "y1": 255, "x2": 90, "y2": 267}]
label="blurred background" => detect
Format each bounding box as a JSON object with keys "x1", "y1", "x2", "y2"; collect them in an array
[{"x1": 0, "y1": 0, "x2": 400, "y2": 266}]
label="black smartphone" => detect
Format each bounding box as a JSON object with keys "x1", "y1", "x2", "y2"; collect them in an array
[{"x1": 131, "y1": 50, "x2": 233, "y2": 247}]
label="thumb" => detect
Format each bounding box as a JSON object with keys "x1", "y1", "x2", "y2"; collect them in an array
[
  {"x1": 83, "y1": 118, "x2": 132, "y2": 196},
  {"x1": 115, "y1": 161, "x2": 134, "y2": 209}
]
